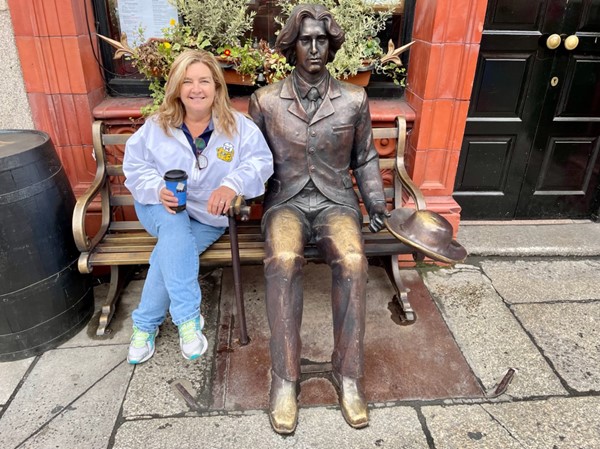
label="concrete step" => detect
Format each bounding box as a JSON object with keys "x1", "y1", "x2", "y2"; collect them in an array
[{"x1": 457, "y1": 220, "x2": 600, "y2": 257}]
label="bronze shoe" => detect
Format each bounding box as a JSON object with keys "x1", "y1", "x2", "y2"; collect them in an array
[
  {"x1": 269, "y1": 371, "x2": 298, "y2": 434},
  {"x1": 332, "y1": 372, "x2": 369, "y2": 428}
]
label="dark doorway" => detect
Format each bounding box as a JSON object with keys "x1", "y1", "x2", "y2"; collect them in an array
[{"x1": 454, "y1": 0, "x2": 600, "y2": 220}]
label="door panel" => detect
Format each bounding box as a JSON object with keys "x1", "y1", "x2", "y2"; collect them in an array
[
  {"x1": 454, "y1": 0, "x2": 555, "y2": 218},
  {"x1": 456, "y1": 0, "x2": 600, "y2": 219},
  {"x1": 487, "y1": 1, "x2": 546, "y2": 30},
  {"x1": 558, "y1": 57, "x2": 600, "y2": 117},
  {"x1": 470, "y1": 55, "x2": 534, "y2": 117},
  {"x1": 515, "y1": 0, "x2": 600, "y2": 218}
]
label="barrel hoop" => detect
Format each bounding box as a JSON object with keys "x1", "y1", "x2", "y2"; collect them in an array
[
  {"x1": 0, "y1": 165, "x2": 64, "y2": 205},
  {"x1": 0, "y1": 257, "x2": 79, "y2": 298}
]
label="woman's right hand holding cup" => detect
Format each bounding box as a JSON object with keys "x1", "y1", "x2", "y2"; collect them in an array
[{"x1": 160, "y1": 187, "x2": 179, "y2": 214}]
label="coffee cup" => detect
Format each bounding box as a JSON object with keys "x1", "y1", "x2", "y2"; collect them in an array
[{"x1": 164, "y1": 169, "x2": 188, "y2": 212}]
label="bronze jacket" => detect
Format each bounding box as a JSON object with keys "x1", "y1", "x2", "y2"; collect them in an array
[{"x1": 249, "y1": 74, "x2": 385, "y2": 219}]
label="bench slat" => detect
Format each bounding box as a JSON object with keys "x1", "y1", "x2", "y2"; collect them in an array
[
  {"x1": 372, "y1": 128, "x2": 398, "y2": 139},
  {"x1": 103, "y1": 134, "x2": 131, "y2": 145},
  {"x1": 107, "y1": 165, "x2": 124, "y2": 177},
  {"x1": 109, "y1": 222, "x2": 147, "y2": 231}
]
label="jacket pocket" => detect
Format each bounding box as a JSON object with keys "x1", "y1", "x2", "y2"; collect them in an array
[{"x1": 332, "y1": 124, "x2": 355, "y2": 134}]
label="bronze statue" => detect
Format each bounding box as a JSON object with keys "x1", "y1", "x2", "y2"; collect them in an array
[{"x1": 249, "y1": 4, "x2": 389, "y2": 434}]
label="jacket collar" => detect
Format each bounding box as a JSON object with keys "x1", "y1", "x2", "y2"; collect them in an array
[{"x1": 281, "y1": 73, "x2": 341, "y2": 124}]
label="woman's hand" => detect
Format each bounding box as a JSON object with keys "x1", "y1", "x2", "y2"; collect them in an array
[
  {"x1": 208, "y1": 186, "x2": 236, "y2": 216},
  {"x1": 159, "y1": 187, "x2": 178, "y2": 215}
]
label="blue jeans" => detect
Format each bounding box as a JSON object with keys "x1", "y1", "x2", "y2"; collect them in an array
[{"x1": 132, "y1": 202, "x2": 226, "y2": 332}]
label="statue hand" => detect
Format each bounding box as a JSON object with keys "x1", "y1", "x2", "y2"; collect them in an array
[{"x1": 368, "y1": 202, "x2": 390, "y2": 233}]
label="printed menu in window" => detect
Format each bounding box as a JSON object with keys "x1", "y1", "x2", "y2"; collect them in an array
[{"x1": 117, "y1": 0, "x2": 178, "y2": 43}]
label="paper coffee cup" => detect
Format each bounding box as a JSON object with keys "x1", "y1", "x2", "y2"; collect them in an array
[{"x1": 164, "y1": 169, "x2": 188, "y2": 212}]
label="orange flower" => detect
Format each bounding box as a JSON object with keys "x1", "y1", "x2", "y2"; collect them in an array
[{"x1": 223, "y1": 49, "x2": 231, "y2": 57}]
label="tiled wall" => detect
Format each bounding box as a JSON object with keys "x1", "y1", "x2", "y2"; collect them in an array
[
  {"x1": 405, "y1": 0, "x2": 488, "y2": 229},
  {"x1": 8, "y1": 0, "x2": 104, "y2": 195}
]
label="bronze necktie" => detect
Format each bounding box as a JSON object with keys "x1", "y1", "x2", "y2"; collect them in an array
[{"x1": 305, "y1": 87, "x2": 320, "y2": 120}]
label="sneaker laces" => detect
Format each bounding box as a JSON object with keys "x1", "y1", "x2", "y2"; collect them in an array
[
  {"x1": 179, "y1": 320, "x2": 199, "y2": 344},
  {"x1": 131, "y1": 328, "x2": 151, "y2": 348}
]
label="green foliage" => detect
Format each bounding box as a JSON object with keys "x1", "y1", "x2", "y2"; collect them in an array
[
  {"x1": 261, "y1": 44, "x2": 293, "y2": 83},
  {"x1": 375, "y1": 61, "x2": 407, "y2": 86},
  {"x1": 275, "y1": 0, "x2": 396, "y2": 79},
  {"x1": 217, "y1": 42, "x2": 264, "y2": 83},
  {"x1": 171, "y1": 0, "x2": 255, "y2": 48},
  {"x1": 131, "y1": 23, "x2": 211, "y2": 80}
]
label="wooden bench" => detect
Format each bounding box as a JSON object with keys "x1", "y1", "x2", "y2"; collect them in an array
[{"x1": 73, "y1": 116, "x2": 427, "y2": 340}]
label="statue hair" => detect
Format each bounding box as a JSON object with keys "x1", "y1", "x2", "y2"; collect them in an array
[{"x1": 275, "y1": 4, "x2": 345, "y2": 66}]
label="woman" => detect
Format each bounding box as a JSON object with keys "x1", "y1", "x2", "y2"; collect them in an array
[{"x1": 123, "y1": 50, "x2": 273, "y2": 364}]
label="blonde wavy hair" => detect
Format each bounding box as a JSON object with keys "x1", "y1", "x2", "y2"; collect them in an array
[{"x1": 155, "y1": 49, "x2": 237, "y2": 138}]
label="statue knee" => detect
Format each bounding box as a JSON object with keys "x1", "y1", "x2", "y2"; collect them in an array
[
  {"x1": 265, "y1": 250, "x2": 304, "y2": 274},
  {"x1": 336, "y1": 251, "x2": 368, "y2": 276}
]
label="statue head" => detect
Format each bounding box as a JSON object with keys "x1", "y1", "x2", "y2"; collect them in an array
[{"x1": 275, "y1": 4, "x2": 345, "y2": 67}]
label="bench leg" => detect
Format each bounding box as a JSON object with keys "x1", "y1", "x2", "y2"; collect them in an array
[
  {"x1": 97, "y1": 265, "x2": 130, "y2": 336},
  {"x1": 378, "y1": 255, "x2": 416, "y2": 323}
]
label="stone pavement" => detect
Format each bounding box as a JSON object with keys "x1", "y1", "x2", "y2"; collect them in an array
[{"x1": 1, "y1": 221, "x2": 599, "y2": 449}]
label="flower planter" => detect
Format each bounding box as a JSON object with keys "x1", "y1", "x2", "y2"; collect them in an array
[
  {"x1": 343, "y1": 69, "x2": 372, "y2": 87},
  {"x1": 222, "y1": 68, "x2": 255, "y2": 86}
]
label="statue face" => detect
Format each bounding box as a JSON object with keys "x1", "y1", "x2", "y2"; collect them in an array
[{"x1": 295, "y1": 17, "x2": 329, "y2": 80}]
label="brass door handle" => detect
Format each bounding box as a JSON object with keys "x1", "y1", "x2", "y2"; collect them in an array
[
  {"x1": 564, "y1": 35, "x2": 579, "y2": 51},
  {"x1": 546, "y1": 34, "x2": 561, "y2": 50}
]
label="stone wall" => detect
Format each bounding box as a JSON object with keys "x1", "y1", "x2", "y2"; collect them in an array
[{"x1": 0, "y1": 0, "x2": 33, "y2": 129}]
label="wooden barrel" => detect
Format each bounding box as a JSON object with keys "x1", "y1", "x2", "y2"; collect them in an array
[{"x1": 0, "y1": 130, "x2": 94, "y2": 361}]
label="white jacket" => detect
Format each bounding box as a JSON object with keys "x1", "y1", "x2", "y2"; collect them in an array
[{"x1": 123, "y1": 112, "x2": 273, "y2": 227}]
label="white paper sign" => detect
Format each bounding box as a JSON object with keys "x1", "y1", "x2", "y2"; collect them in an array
[{"x1": 117, "y1": 0, "x2": 178, "y2": 43}]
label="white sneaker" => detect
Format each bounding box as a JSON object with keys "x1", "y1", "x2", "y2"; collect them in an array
[
  {"x1": 127, "y1": 327, "x2": 158, "y2": 364},
  {"x1": 178, "y1": 316, "x2": 207, "y2": 360}
]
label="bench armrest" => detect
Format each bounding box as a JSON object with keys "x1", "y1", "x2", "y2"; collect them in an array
[
  {"x1": 394, "y1": 116, "x2": 427, "y2": 211},
  {"x1": 72, "y1": 121, "x2": 112, "y2": 252}
]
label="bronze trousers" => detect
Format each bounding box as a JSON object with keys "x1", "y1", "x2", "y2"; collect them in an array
[{"x1": 263, "y1": 189, "x2": 368, "y2": 382}]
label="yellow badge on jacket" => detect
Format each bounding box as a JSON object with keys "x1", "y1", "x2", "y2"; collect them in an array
[{"x1": 217, "y1": 142, "x2": 234, "y2": 162}]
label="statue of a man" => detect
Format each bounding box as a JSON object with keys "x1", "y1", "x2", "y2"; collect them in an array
[{"x1": 249, "y1": 3, "x2": 388, "y2": 434}]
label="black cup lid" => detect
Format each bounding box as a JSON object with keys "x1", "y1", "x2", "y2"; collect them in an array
[{"x1": 164, "y1": 169, "x2": 188, "y2": 181}]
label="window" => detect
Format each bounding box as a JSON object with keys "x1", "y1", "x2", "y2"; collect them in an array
[{"x1": 90, "y1": 0, "x2": 414, "y2": 97}]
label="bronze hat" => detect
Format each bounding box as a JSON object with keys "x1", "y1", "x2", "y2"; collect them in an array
[{"x1": 384, "y1": 208, "x2": 468, "y2": 264}]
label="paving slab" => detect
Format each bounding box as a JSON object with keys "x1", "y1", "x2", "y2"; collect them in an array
[
  {"x1": 481, "y1": 260, "x2": 600, "y2": 303},
  {"x1": 121, "y1": 270, "x2": 222, "y2": 417},
  {"x1": 0, "y1": 356, "x2": 33, "y2": 405},
  {"x1": 0, "y1": 345, "x2": 131, "y2": 449},
  {"x1": 213, "y1": 264, "x2": 482, "y2": 410},
  {"x1": 421, "y1": 265, "x2": 566, "y2": 398},
  {"x1": 458, "y1": 222, "x2": 600, "y2": 256},
  {"x1": 60, "y1": 281, "x2": 140, "y2": 348},
  {"x1": 113, "y1": 406, "x2": 429, "y2": 449},
  {"x1": 18, "y1": 360, "x2": 131, "y2": 449},
  {"x1": 513, "y1": 301, "x2": 600, "y2": 392},
  {"x1": 423, "y1": 396, "x2": 600, "y2": 448}
]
